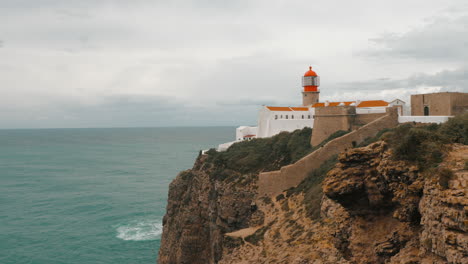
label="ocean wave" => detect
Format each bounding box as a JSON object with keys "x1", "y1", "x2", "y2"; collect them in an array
[{"x1": 115, "y1": 219, "x2": 162, "y2": 241}]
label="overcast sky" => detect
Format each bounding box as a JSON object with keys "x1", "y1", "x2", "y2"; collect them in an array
[{"x1": 1, "y1": 0, "x2": 467, "y2": 128}]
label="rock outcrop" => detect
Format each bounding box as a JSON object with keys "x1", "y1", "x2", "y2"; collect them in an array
[
  {"x1": 158, "y1": 142, "x2": 468, "y2": 263},
  {"x1": 158, "y1": 155, "x2": 262, "y2": 264}
]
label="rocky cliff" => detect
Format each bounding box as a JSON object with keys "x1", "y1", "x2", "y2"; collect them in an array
[
  {"x1": 157, "y1": 154, "x2": 262, "y2": 264},
  {"x1": 158, "y1": 127, "x2": 467, "y2": 263}
]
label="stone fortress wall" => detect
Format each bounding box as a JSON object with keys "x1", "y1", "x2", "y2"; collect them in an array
[
  {"x1": 411, "y1": 92, "x2": 468, "y2": 116},
  {"x1": 258, "y1": 107, "x2": 399, "y2": 197},
  {"x1": 310, "y1": 106, "x2": 389, "y2": 147},
  {"x1": 310, "y1": 106, "x2": 356, "y2": 147}
]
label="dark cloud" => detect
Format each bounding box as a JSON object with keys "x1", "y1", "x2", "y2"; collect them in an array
[
  {"x1": 333, "y1": 67, "x2": 468, "y2": 91},
  {"x1": 362, "y1": 14, "x2": 468, "y2": 62},
  {"x1": 341, "y1": 9, "x2": 468, "y2": 101}
]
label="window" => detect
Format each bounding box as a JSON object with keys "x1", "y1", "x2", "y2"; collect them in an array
[
  {"x1": 308, "y1": 115, "x2": 311, "y2": 119},
  {"x1": 302, "y1": 115, "x2": 304, "y2": 119},
  {"x1": 275, "y1": 115, "x2": 278, "y2": 120},
  {"x1": 291, "y1": 115, "x2": 294, "y2": 119},
  {"x1": 280, "y1": 115, "x2": 283, "y2": 119},
  {"x1": 285, "y1": 115, "x2": 288, "y2": 119},
  {"x1": 424, "y1": 106, "x2": 429, "y2": 116}
]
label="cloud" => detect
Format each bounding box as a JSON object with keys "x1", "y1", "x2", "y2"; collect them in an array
[
  {"x1": 362, "y1": 13, "x2": 468, "y2": 62},
  {"x1": 333, "y1": 67, "x2": 468, "y2": 91},
  {"x1": 323, "y1": 67, "x2": 468, "y2": 104},
  {"x1": 1, "y1": 0, "x2": 467, "y2": 128},
  {"x1": 338, "y1": 7, "x2": 468, "y2": 103}
]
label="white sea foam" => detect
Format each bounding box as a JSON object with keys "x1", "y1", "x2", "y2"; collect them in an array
[{"x1": 115, "y1": 220, "x2": 162, "y2": 241}]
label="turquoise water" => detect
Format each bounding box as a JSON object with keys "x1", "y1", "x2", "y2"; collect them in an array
[{"x1": 0, "y1": 127, "x2": 234, "y2": 264}]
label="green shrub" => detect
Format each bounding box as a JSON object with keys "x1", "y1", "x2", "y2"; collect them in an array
[
  {"x1": 180, "y1": 170, "x2": 194, "y2": 180},
  {"x1": 437, "y1": 168, "x2": 454, "y2": 190},
  {"x1": 275, "y1": 193, "x2": 285, "y2": 202},
  {"x1": 261, "y1": 196, "x2": 272, "y2": 204},
  {"x1": 438, "y1": 113, "x2": 468, "y2": 144},
  {"x1": 357, "y1": 127, "x2": 393, "y2": 147},
  {"x1": 380, "y1": 116, "x2": 468, "y2": 169},
  {"x1": 379, "y1": 113, "x2": 468, "y2": 169}
]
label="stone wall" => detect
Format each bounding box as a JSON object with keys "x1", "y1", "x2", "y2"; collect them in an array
[
  {"x1": 451, "y1": 92, "x2": 468, "y2": 115},
  {"x1": 310, "y1": 106, "x2": 356, "y2": 146},
  {"x1": 354, "y1": 112, "x2": 387, "y2": 126},
  {"x1": 411, "y1": 92, "x2": 468, "y2": 116},
  {"x1": 258, "y1": 107, "x2": 399, "y2": 197}
]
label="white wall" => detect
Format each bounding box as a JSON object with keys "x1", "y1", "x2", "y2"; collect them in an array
[
  {"x1": 217, "y1": 141, "x2": 236, "y2": 152},
  {"x1": 257, "y1": 106, "x2": 315, "y2": 138},
  {"x1": 266, "y1": 119, "x2": 313, "y2": 136},
  {"x1": 356, "y1": 107, "x2": 387, "y2": 114},
  {"x1": 398, "y1": 116, "x2": 451, "y2": 124},
  {"x1": 236, "y1": 126, "x2": 258, "y2": 141}
]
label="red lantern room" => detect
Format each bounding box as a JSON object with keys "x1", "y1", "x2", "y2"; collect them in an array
[{"x1": 302, "y1": 66, "x2": 320, "y2": 92}]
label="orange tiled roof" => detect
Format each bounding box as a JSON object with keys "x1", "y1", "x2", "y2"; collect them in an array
[
  {"x1": 357, "y1": 100, "x2": 389, "y2": 107},
  {"x1": 312, "y1": 102, "x2": 352, "y2": 107},
  {"x1": 243, "y1": 134, "x2": 256, "y2": 138},
  {"x1": 266, "y1": 106, "x2": 292, "y2": 111},
  {"x1": 290, "y1": 107, "x2": 309, "y2": 111},
  {"x1": 312, "y1": 100, "x2": 388, "y2": 108},
  {"x1": 312, "y1": 102, "x2": 325, "y2": 107},
  {"x1": 266, "y1": 106, "x2": 310, "y2": 111}
]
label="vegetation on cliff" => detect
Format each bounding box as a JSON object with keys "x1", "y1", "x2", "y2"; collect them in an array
[
  {"x1": 205, "y1": 127, "x2": 314, "y2": 175},
  {"x1": 205, "y1": 127, "x2": 349, "y2": 179},
  {"x1": 275, "y1": 114, "x2": 468, "y2": 224},
  {"x1": 160, "y1": 114, "x2": 468, "y2": 264},
  {"x1": 383, "y1": 113, "x2": 467, "y2": 168}
]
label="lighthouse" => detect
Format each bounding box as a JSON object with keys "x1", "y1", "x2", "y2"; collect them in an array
[{"x1": 302, "y1": 66, "x2": 320, "y2": 106}]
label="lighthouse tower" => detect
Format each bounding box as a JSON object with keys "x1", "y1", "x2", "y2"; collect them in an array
[{"x1": 302, "y1": 66, "x2": 320, "y2": 106}]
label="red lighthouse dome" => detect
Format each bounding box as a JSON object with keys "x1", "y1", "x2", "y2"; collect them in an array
[
  {"x1": 304, "y1": 66, "x2": 317, "y2": 77},
  {"x1": 302, "y1": 66, "x2": 319, "y2": 92}
]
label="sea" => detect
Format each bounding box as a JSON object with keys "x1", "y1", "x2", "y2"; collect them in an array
[{"x1": 0, "y1": 127, "x2": 235, "y2": 264}]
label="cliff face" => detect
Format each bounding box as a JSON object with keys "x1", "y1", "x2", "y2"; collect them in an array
[
  {"x1": 157, "y1": 154, "x2": 263, "y2": 264},
  {"x1": 158, "y1": 142, "x2": 467, "y2": 264}
]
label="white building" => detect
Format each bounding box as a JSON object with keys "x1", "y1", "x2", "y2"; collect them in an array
[
  {"x1": 216, "y1": 66, "x2": 406, "y2": 151},
  {"x1": 256, "y1": 106, "x2": 314, "y2": 138}
]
